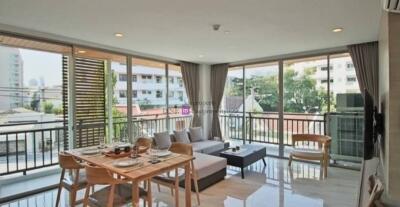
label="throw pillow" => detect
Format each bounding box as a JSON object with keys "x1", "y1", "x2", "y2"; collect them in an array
[
  {"x1": 154, "y1": 131, "x2": 171, "y2": 149},
  {"x1": 173, "y1": 130, "x2": 190, "y2": 144},
  {"x1": 189, "y1": 127, "x2": 204, "y2": 142}
]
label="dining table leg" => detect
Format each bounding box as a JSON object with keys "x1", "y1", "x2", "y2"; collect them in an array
[
  {"x1": 184, "y1": 162, "x2": 191, "y2": 207},
  {"x1": 132, "y1": 180, "x2": 140, "y2": 207}
]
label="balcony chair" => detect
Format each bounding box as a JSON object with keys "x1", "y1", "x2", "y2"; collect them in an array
[
  {"x1": 288, "y1": 134, "x2": 331, "y2": 178},
  {"x1": 83, "y1": 164, "x2": 152, "y2": 207},
  {"x1": 152, "y1": 143, "x2": 200, "y2": 206},
  {"x1": 56, "y1": 152, "x2": 88, "y2": 207}
]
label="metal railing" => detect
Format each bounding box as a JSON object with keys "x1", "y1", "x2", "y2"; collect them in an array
[
  {"x1": 0, "y1": 115, "x2": 192, "y2": 176},
  {"x1": 220, "y1": 111, "x2": 325, "y2": 145},
  {"x1": 220, "y1": 111, "x2": 363, "y2": 161}
]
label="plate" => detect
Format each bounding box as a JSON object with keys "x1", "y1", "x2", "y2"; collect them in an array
[
  {"x1": 156, "y1": 150, "x2": 172, "y2": 157},
  {"x1": 113, "y1": 159, "x2": 141, "y2": 168},
  {"x1": 81, "y1": 149, "x2": 100, "y2": 155}
]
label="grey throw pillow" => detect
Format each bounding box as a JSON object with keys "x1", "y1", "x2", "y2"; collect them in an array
[
  {"x1": 154, "y1": 131, "x2": 171, "y2": 149},
  {"x1": 173, "y1": 130, "x2": 190, "y2": 144},
  {"x1": 189, "y1": 127, "x2": 204, "y2": 142}
]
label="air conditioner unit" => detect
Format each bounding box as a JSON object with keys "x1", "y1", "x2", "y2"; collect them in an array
[{"x1": 383, "y1": 0, "x2": 400, "y2": 13}]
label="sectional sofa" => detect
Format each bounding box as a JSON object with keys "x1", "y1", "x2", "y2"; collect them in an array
[{"x1": 151, "y1": 128, "x2": 229, "y2": 191}]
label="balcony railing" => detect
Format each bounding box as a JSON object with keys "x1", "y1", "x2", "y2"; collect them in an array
[
  {"x1": 0, "y1": 115, "x2": 192, "y2": 176},
  {"x1": 220, "y1": 111, "x2": 363, "y2": 162}
]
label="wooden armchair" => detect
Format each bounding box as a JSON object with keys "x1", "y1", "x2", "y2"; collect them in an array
[
  {"x1": 56, "y1": 152, "x2": 87, "y2": 207},
  {"x1": 83, "y1": 165, "x2": 152, "y2": 207},
  {"x1": 152, "y1": 143, "x2": 200, "y2": 206},
  {"x1": 288, "y1": 134, "x2": 331, "y2": 178}
]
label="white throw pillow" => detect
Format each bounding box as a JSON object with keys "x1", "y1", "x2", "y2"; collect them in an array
[
  {"x1": 173, "y1": 130, "x2": 190, "y2": 144},
  {"x1": 189, "y1": 127, "x2": 204, "y2": 142},
  {"x1": 154, "y1": 131, "x2": 171, "y2": 149}
]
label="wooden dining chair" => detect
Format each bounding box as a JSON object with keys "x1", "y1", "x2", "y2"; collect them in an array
[
  {"x1": 152, "y1": 143, "x2": 200, "y2": 206},
  {"x1": 288, "y1": 134, "x2": 331, "y2": 178},
  {"x1": 135, "y1": 137, "x2": 153, "y2": 153},
  {"x1": 83, "y1": 164, "x2": 152, "y2": 207},
  {"x1": 56, "y1": 152, "x2": 88, "y2": 207}
]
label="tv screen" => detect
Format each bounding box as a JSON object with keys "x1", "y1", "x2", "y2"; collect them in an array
[{"x1": 364, "y1": 89, "x2": 374, "y2": 160}]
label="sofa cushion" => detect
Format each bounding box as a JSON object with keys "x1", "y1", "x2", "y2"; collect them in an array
[
  {"x1": 291, "y1": 148, "x2": 324, "y2": 159},
  {"x1": 189, "y1": 127, "x2": 204, "y2": 142},
  {"x1": 153, "y1": 131, "x2": 171, "y2": 150},
  {"x1": 173, "y1": 130, "x2": 190, "y2": 144},
  {"x1": 191, "y1": 140, "x2": 224, "y2": 154},
  {"x1": 193, "y1": 152, "x2": 227, "y2": 179}
]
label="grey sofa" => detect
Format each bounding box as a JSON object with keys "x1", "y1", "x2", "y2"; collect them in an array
[{"x1": 151, "y1": 131, "x2": 229, "y2": 191}]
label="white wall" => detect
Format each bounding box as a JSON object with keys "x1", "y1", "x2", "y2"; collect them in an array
[{"x1": 198, "y1": 64, "x2": 212, "y2": 138}]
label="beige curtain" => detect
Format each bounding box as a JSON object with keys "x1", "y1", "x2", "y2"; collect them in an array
[
  {"x1": 210, "y1": 64, "x2": 228, "y2": 139},
  {"x1": 181, "y1": 61, "x2": 201, "y2": 127},
  {"x1": 348, "y1": 41, "x2": 379, "y2": 106}
]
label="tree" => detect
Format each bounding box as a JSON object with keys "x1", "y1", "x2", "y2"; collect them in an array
[
  {"x1": 227, "y1": 67, "x2": 328, "y2": 113},
  {"x1": 43, "y1": 102, "x2": 54, "y2": 114}
]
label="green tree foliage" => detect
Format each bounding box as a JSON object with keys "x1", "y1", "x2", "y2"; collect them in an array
[
  {"x1": 43, "y1": 102, "x2": 54, "y2": 114},
  {"x1": 227, "y1": 67, "x2": 329, "y2": 113}
]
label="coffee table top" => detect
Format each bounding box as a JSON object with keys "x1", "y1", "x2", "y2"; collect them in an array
[{"x1": 220, "y1": 144, "x2": 266, "y2": 158}]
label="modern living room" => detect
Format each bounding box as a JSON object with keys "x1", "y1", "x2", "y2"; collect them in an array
[{"x1": 0, "y1": 0, "x2": 399, "y2": 207}]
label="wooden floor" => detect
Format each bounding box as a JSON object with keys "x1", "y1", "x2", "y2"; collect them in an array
[{"x1": 0, "y1": 157, "x2": 360, "y2": 207}]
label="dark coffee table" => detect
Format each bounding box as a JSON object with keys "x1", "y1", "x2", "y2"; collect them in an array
[{"x1": 219, "y1": 144, "x2": 266, "y2": 179}]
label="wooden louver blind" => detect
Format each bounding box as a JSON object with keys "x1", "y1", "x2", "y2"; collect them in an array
[
  {"x1": 62, "y1": 56, "x2": 69, "y2": 150},
  {"x1": 74, "y1": 57, "x2": 106, "y2": 148}
]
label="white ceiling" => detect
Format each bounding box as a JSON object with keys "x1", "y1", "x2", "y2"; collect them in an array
[{"x1": 0, "y1": 0, "x2": 381, "y2": 64}]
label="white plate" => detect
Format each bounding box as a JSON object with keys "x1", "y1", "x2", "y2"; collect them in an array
[
  {"x1": 113, "y1": 159, "x2": 141, "y2": 168},
  {"x1": 156, "y1": 150, "x2": 172, "y2": 157},
  {"x1": 81, "y1": 149, "x2": 100, "y2": 155}
]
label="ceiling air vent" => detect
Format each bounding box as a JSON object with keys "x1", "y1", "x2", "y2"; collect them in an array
[{"x1": 384, "y1": 0, "x2": 400, "y2": 13}]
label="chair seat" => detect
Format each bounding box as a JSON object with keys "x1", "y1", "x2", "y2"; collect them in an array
[
  {"x1": 291, "y1": 148, "x2": 324, "y2": 159},
  {"x1": 153, "y1": 170, "x2": 185, "y2": 184},
  {"x1": 89, "y1": 183, "x2": 147, "y2": 207},
  {"x1": 62, "y1": 171, "x2": 87, "y2": 191}
]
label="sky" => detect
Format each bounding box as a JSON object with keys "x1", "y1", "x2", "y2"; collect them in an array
[{"x1": 19, "y1": 49, "x2": 62, "y2": 87}]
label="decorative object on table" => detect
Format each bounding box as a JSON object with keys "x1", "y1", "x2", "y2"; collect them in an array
[
  {"x1": 130, "y1": 146, "x2": 140, "y2": 159},
  {"x1": 236, "y1": 146, "x2": 240, "y2": 150},
  {"x1": 104, "y1": 146, "x2": 132, "y2": 158},
  {"x1": 149, "y1": 145, "x2": 161, "y2": 164}
]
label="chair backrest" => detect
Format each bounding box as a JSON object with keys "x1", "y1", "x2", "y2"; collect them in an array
[
  {"x1": 169, "y1": 143, "x2": 193, "y2": 156},
  {"x1": 84, "y1": 164, "x2": 119, "y2": 185},
  {"x1": 135, "y1": 137, "x2": 152, "y2": 148},
  {"x1": 292, "y1": 134, "x2": 331, "y2": 150},
  {"x1": 58, "y1": 152, "x2": 83, "y2": 169}
]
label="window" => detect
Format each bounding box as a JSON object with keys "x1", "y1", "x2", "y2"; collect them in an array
[
  {"x1": 119, "y1": 90, "x2": 127, "y2": 98},
  {"x1": 132, "y1": 75, "x2": 137, "y2": 82},
  {"x1": 321, "y1": 66, "x2": 333, "y2": 71},
  {"x1": 346, "y1": 62, "x2": 354, "y2": 69},
  {"x1": 119, "y1": 74, "x2": 127, "y2": 81},
  {"x1": 168, "y1": 91, "x2": 174, "y2": 98},
  {"x1": 156, "y1": 90, "x2": 163, "y2": 98},
  {"x1": 132, "y1": 90, "x2": 137, "y2": 98},
  {"x1": 178, "y1": 91, "x2": 184, "y2": 101},
  {"x1": 142, "y1": 90, "x2": 151, "y2": 95},
  {"x1": 321, "y1": 79, "x2": 334, "y2": 84},
  {"x1": 156, "y1": 76, "x2": 162, "y2": 83},
  {"x1": 178, "y1": 77, "x2": 183, "y2": 87},
  {"x1": 169, "y1": 77, "x2": 174, "y2": 84},
  {"x1": 347, "y1": 77, "x2": 357, "y2": 82},
  {"x1": 142, "y1": 75, "x2": 152, "y2": 80}
]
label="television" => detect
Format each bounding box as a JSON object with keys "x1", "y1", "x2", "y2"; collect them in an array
[{"x1": 363, "y1": 89, "x2": 375, "y2": 160}]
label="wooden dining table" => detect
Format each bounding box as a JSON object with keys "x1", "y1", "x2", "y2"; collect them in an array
[{"x1": 66, "y1": 147, "x2": 194, "y2": 207}]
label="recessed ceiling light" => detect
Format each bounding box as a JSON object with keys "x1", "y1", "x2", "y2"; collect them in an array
[
  {"x1": 77, "y1": 50, "x2": 86, "y2": 54},
  {"x1": 332, "y1": 28, "x2": 343, "y2": 33},
  {"x1": 224, "y1": 30, "x2": 230, "y2": 34},
  {"x1": 114, "y1": 33, "x2": 124, "y2": 37},
  {"x1": 198, "y1": 55, "x2": 204, "y2": 58}
]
